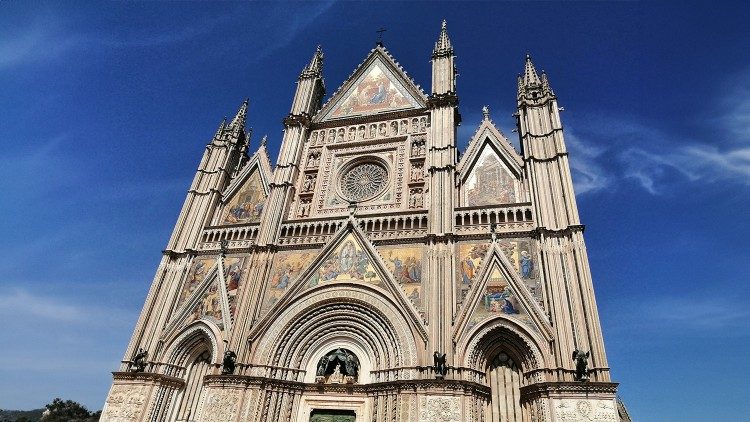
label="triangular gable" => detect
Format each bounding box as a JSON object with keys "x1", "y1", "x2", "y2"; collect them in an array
[
  {"x1": 316, "y1": 46, "x2": 427, "y2": 122},
  {"x1": 249, "y1": 220, "x2": 428, "y2": 342},
  {"x1": 219, "y1": 151, "x2": 270, "y2": 225},
  {"x1": 458, "y1": 118, "x2": 523, "y2": 176},
  {"x1": 453, "y1": 243, "x2": 553, "y2": 342}
]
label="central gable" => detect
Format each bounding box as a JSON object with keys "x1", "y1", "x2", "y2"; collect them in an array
[{"x1": 317, "y1": 47, "x2": 427, "y2": 122}]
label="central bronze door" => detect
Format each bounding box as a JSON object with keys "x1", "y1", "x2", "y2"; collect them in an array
[{"x1": 309, "y1": 409, "x2": 356, "y2": 422}]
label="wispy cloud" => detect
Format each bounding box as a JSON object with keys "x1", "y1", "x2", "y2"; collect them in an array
[
  {"x1": 567, "y1": 131, "x2": 612, "y2": 194},
  {"x1": 566, "y1": 70, "x2": 750, "y2": 196},
  {"x1": 640, "y1": 296, "x2": 750, "y2": 333}
]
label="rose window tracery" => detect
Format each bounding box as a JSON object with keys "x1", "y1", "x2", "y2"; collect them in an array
[{"x1": 340, "y1": 162, "x2": 388, "y2": 202}]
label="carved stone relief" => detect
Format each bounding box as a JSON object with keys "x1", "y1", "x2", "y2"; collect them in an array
[
  {"x1": 418, "y1": 396, "x2": 460, "y2": 422},
  {"x1": 101, "y1": 384, "x2": 149, "y2": 422},
  {"x1": 552, "y1": 398, "x2": 617, "y2": 422},
  {"x1": 199, "y1": 388, "x2": 242, "y2": 422}
]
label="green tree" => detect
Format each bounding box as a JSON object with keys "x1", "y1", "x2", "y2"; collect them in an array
[{"x1": 40, "y1": 398, "x2": 99, "y2": 422}]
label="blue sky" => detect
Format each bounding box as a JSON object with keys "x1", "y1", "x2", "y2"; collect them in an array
[{"x1": 1, "y1": 1, "x2": 748, "y2": 420}]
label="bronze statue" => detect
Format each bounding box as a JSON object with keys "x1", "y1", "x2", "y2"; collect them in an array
[
  {"x1": 572, "y1": 349, "x2": 590, "y2": 381},
  {"x1": 221, "y1": 350, "x2": 237, "y2": 375},
  {"x1": 316, "y1": 355, "x2": 330, "y2": 377},
  {"x1": 433, "y1": 351, "x2": 448, "y2": 377},
  {"x1": 130, "y1": 348, "x2": 148, "y2": 373}
]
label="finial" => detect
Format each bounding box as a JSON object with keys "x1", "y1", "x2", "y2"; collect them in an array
[
  {"x1": 300, "y1": 45, "x2": 324, "y2": 78},
  {"x1": 376, "y1": 28, "x2": 387, "y2": 46},
  {"x1": 482, "y1": 105, "x2": 490, "y2": 120},
  {"x1": 433, "y1": 19, "x2": 453, "y2": 57},
  {"x1": 260, "y1": 135, "x2": 268, "y2": 147}
]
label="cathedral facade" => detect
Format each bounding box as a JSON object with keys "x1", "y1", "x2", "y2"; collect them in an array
[{"x1": 101, "y1": 22, "x2": 625, "y2": 422}]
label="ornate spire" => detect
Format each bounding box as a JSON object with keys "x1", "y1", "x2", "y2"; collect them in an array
[
  {"x1": 522, "y1": 54, "x2": 541, "y2": 87},
  {"x1": 432, "y1": 19, "x2": 453, "y2": 57},
  {"x1": 214, "y1": 117, "x2": 227, "y2": 139},
  {"x1": 482, "y1": 105, "x2": 490, "y2": 120},
  {"x1": 517, "y1": 54, "x2": 554, "y2": 101},
  {"x1": 300, "y1": 45, "x2": 324, "y2": 79},
  {"x1": 229, "y1": 98, "x2": 248, "y2": 131}
]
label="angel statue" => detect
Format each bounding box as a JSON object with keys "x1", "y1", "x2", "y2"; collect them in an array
[{"x1": 572, "y1": 349, "x2": 590, "y2": 381}]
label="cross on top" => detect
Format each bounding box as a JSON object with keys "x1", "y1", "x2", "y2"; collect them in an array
[{"x1": 376, "y1": 28, "x2": 387, "y2": 46}]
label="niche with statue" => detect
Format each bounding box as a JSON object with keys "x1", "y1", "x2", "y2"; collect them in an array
[{"x1": 315, "y1": 348, "x2": 360, "y2": 384}]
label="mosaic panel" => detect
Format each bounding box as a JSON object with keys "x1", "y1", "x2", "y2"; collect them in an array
[
  {"x1": 464, "y1": 146, "x2": 517, "y2": 206},
  {"x1": 378, "y1": 245, "x2": 424, "y2": 312},
  {"x1": 260, "y1": 250, "x2": 319, "y2": 315},
  {"x1": 307, "y1": 234, "x2": 382, "y2": 287},
  {"x1": 456, "y1": 242, "x2": 490, "y2": 303},
  {"x1": 222, "y1": 170, "x2": 266, "y2": 224},
  {"x1": 329, "y1": 62, "x2": 417, "y2": 119},
  {"x1": 178, "y1": 257, "x2": 216, "y2": 308}
]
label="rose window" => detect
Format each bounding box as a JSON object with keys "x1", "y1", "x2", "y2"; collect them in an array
[{"x1": 340, "y1": 162, "x2": 388, "y2": 202}]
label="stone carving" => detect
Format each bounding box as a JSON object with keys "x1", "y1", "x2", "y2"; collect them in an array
[
  {"x1": 101, "y1": 384, "x2": 148, "y2": 422},
  {"x1": 410, "y1": 163, "x2": 424, "y2": 182},
  {"x1": 341, "y1": 162, "x2": 388, "y2": 202},
  {"x1": 221, "y1": 350, "x2": 237, "y2": 375},
  {"x1": 128, "y1": 348, "x2": 148, "y2": 373},
  {"x1": 554, "y1": 399, "x2": 617, "y2": 422},
  {"x1": 411, "y1": 138, "x2": 426, "y2": 157},
  {"x1": 308, "y1": 151, "x2": 321, "y2": 167},
  {"x1": 433, "y1": 351, "x2": 448, "y2": 377},
  {"x1": 572, "y1": 349, "x2": 590, "y2": 381},
  {"x1": 303, "y1": 174, "x2": 316, "y2": 192},
  {"x1": 201, "y1": 389, "x2": 241, "y2": 422},
  {"x1": 419, "y1": 396, "x2": 460, "y2": 422},
  {"x1": 298, "y1": 200, "x2": 312, "y2": 217},
  {"x1": 409, "y1": 188, "x2": 423, "y2": 208}
]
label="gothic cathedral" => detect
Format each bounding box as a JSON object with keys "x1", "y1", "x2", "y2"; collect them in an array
[{"x1": 102, "y1": 22, "x2": 626, "y2": 422}]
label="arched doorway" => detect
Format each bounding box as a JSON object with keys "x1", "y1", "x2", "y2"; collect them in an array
[{"x1": 487, "y1": 351, "x2": 522, "y2": 422}]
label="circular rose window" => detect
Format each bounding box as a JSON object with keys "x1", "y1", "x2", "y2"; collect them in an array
[{"x1": 340, "y1": 161, "x2": 388, "y2": 202}]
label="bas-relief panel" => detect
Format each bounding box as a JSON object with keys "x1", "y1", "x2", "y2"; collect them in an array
[
  {"x1": 307, "y1": 235, "x2": 382, "y2": 287},
  {"x1": 552, "y1": 398, "x2": 618, "y2": 422},
  {"x1": 260, "y1": 250, "x2": 319, "y2": 315},
  {"x1": 101, "y1": 384, "x2": 149, "y2": 422},
  {"x1": 456, "y1": 242, "x2": 490, "y2": 303},
  {"x1": 378, "y1": 245, "x2": 424, "y2": 313},
  {"x1": 222, "y1": 170, "x2": 266, "y2": 224},
  {"x1": 178, "y1": 257, "x2": 216, "y2": 308},
  {"x1": 329, "y1": 63, "x2": 416, "y2": 119},
  {"x1": 464, "y1": 146, "x2": 517, "y2": 206}
]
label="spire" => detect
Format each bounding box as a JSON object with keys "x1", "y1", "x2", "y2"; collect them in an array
[
  {"x1": 517, "y1": 54, "x2": 554, "y2": 101},
  {"x1": 214, "y1": 117, "x2": 227, "y2": 139},
  {"x1": 300, "y1": 45, "x2": 324, "y2": 79},
  {"x1": 522, "y1": 54, "x2": 541, "y2": 86},
  {"x1": 229, "y1": 98, "x2": 249, "y2": 131},
  {"x1": 433, "y1": 19, "x2": 454, "y2": 57}
]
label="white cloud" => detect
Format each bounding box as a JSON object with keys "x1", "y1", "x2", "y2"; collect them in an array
[{"x1": 566, "y1": 131, "x2": 612, "y2": 194}]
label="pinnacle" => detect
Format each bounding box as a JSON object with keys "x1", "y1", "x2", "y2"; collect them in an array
[
  {"x1": 300, "y1": 45, "x2": 324, "y2": 78},
  {"x1": 482, "y1": 105, "x2": 490, "y2": 120},
  {"x1": 522, "y1": 54, "x2": 541, "y2": 87},
  {"x1": 433, "y1": 19, "x2": 453, "y2": 57},
  {"x1": 229, "y1": 98, "x2": 249, "y2": 131}
]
